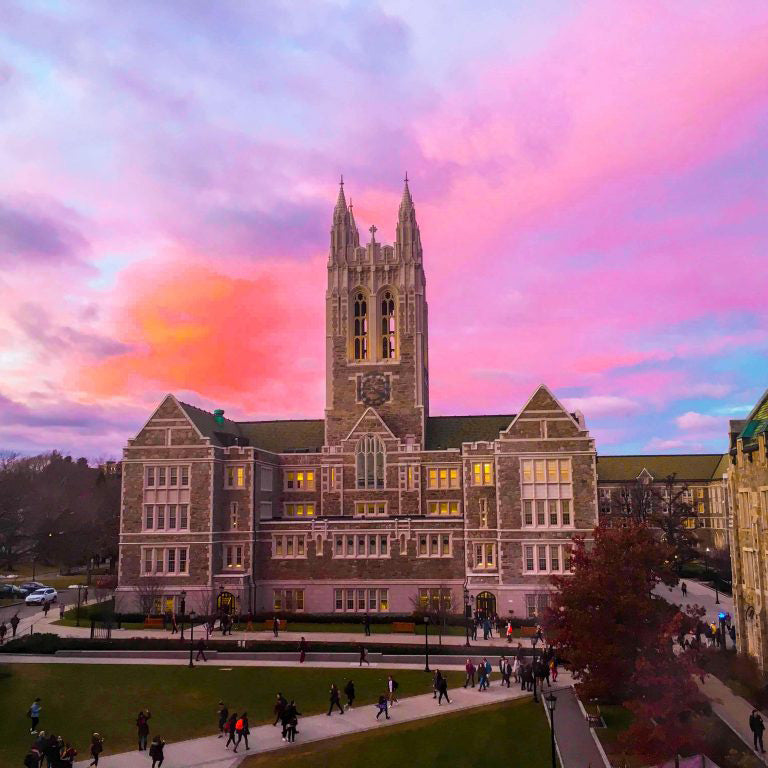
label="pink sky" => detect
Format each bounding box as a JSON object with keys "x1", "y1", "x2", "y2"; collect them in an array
[{"x1": 1, "y1": 1, "x2": 766, "y2": 457}]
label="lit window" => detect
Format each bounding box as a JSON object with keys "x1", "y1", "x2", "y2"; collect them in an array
[
  {"x1": 474, "y1": 542, "x2": 496, "y2": 569},
  {"x1": 274, "y1": 589, "x2": 305, "y2": 612},
  {"x1": 285, "y1": 470, "x2": 315, "y2": 491},
  {"x1": 236, "y1": 467, "x2": 245, "y2": 487},
  {"x1": 285, "y1": 503, "x2": 316, "y2": 517},
  {"x1": 355, "y1": 502, "x2": 387, "y2": 516},
  {"x1": 472, "y1": 462, "x2": 493, "y2": 486},
  {"x1": 333, "y1": 587, "x2": 389, "y2": 613},
  {"x1": 353, "y1": 291, "x2": 369, "y2": 360},
  {"x1": 427, "y1": 501, "x2": 460, "y2": 516},
  {"x1": 380, "y1": 290, "x2": 396, "y2": 358}
]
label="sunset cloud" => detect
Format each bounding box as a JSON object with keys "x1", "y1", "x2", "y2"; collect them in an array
[{"x1": 0, "y1": 0, "x2": 766, "y2": 455}]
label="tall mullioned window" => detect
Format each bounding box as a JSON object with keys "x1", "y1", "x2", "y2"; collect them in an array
[
  {"x1": 381, "y1": 290, "x2": 396, "y2": 358},
  {"x1": 353, "y1": 291, "x2": 369, "y2": 360},
  {"x1": 356, "y1": 434, "x2": 385, "y2": 488}
]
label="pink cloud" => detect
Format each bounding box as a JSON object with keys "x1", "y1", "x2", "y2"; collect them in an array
[{"x1": 675, "y1": 412, "x2": 723, "y2": 431}]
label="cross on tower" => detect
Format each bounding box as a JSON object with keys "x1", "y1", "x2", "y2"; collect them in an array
[{"x1": 369, "y1": 224, "x2": 377, "y2": 243}]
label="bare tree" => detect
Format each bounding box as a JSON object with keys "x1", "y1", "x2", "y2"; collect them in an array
[
  {"x1": 410, "y1": 584, "x2": 455, "y2": 647},
  {"x1": 134, "y1": 578, "x2": 163, "y2": 617},
  {"x1": 192, "y1": 587, "x2": 216, "y2": 618}
]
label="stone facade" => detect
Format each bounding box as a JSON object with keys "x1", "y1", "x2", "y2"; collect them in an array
[
  {"x1": 116, "y1": 180, "x2": 599, "y2": 619},
  {"x1": 729, "y1": 392, "x2": 768, "y2": 668}
]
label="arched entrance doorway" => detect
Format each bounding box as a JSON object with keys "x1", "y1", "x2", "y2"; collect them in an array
[{"x1": 475, "y1": 591, "x2": 496, "y2": 619}]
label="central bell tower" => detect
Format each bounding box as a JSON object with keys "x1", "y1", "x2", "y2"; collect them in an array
[{"x1": 324, "y1": 177, "x2": 429, "y2": 448}]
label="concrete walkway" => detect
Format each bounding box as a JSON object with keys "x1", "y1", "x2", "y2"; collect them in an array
[
  {"x1": 696, "y1": 673, "x2": 768, "y2": 763},
  {"x1": 654, "y1": 578, "x2": 733, "y2": 625},
  {"x1": 546, "y1": 685, "x2": 607, "y2": 768},
  {"x1": 72, "y1": 678, "x2": 532, "y2": 768}
]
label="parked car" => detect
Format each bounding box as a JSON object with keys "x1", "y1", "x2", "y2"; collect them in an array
[
  {"x1": 25, "y1": 587, "x2": 58, "y2": 606},
  {"x1": 18, "y1": 582, "x2": 46, "y2": 596},
  {"x1": 0, "y1": 584, "x2": 25, "y2": 599}
]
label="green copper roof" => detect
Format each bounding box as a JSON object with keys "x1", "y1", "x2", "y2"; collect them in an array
[{"x1": 740, "y1": 390, "x2": 768, "y2": 446}]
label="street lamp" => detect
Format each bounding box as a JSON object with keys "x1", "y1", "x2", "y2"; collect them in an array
[
  {"x1": 463, "y1": 583, "x2": 471, "y2": 648},
  {"x1": 532, "y1": 635, "x2": 540, "y2": 703},
  {"x1": 423, "y1": 615, "x2": 431, "y2": 672},
  {"x1": 180, "y1": 591, "x2": 187, "y2": 640},
  {"x1": 545, "y1": 692, "x2": 557, "y2": 768},
  {"x1": 706, "y1": 547, "x2": 720, "y2": 604},
  {"x1": 188, "y1": 610, "x2": 196, "y2": 668}
]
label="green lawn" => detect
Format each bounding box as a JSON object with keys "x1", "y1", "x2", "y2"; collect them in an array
[
  {"x1": 0, "y1": 664, "x2": 463, "y2": 766},
  {"x1": 242, "y1": 699, "x2": 555, "y2": 768}
]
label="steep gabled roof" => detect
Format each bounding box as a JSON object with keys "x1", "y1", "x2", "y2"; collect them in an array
[
  {"x1": 425, "y1": 415, "x2": 515, "y2": 450},
  {"x1": 238, "y1": 420, "x2": 324, "y2": 454},
  {"x1": 739, "y1": 389, "x2": 768, "y2": 448},
  {"x1": 597, "y1": 454, "x2": 726, "y2": 484}
]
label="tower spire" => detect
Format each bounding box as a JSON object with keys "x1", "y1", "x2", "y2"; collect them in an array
[
  {"x1": 399, "y1": 172, "x2": 413, "y2": 216},
  {"x1": 396, "y1": 174, "x2": 421, "y2": 262},
  {"x1": 334, "y1": 174, "x2": 347, "y2": 213}
]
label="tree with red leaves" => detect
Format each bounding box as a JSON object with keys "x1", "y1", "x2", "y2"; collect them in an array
[{"x1": 544, "y1": 522, "x2": 678, "y2": 702}]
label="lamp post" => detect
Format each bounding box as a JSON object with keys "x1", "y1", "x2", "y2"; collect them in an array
[
  {"x1": 75, "y1": 585, "x2": 83, "y2": 628},
  {"x1": 532, "y1": 635, "x2": 539, "y2": 703},
  {"x1": 180, "y1": 591, "x2": 187, "y2": 640},
  {"x1": 463, "y1": 583, "x2": 471, "y2": 648},
  {"x1": 188, "y1": 610, "x2": 196, "y2": 668},
  {"x1": 545, "y1": 692, "x2": 557, "y2": 768},
  {"x1": 423, "y1": 615, "x2": 431, "y2": 672},
  {"x1": 706, "y1": 547, "x2": 720, "y2": 604}
]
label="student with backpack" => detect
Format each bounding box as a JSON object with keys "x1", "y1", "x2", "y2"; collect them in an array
[
  {"x1": 149, "y1": 736, "x2": 165, "y2": 767},
  {"x1": 344, "y1": 679, "x2": 356, "y2": 710},
  {"x1": 217, "y1": 701, "x2": 228, "y2": 738},
  {"x1": 224, "y1": 712, "x2": 238, "y2": 749},
  {"x1": 284, "y1": 701, "x2": 300, "y2": 743},
  {"x1": 375, "y1": 695, "x2": 390, "y2": 720},
  {"x1": 233, "y1": 712, "x2": 250, "y2": 752}
]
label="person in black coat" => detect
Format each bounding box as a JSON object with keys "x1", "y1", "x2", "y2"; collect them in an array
[
  {"x1": 149, "y1": 736, "x2": 165, "y2": 768},
  {"x1": 283, "y1": 700, "x2": 301, "y2": 743},
  {"x1": 233, "y1": 712, "x2": 250, "y2": 753},
  {"x1": 225, "y1": 712, "x2": 238, "y2": 749},
  {"x1": 327, "y1": 683, "x2": 344, "y2": 715},
  {"x1": 344, "y1": 680, "x2": 356, "y2": 710}
]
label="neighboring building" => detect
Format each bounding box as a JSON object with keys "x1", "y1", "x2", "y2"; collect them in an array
[
  {"x1": 596, "y1": 454, "x2": 731, "y2": 550},
  {"x1": 116, "y1": 179, "x2": 600, "y2": 619},
  {"x1": 730, "y1": 392, "x2": 768, "y2": 667}
]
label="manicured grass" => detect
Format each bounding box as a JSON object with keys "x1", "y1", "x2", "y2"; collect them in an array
[
  {"x1": 241, "y1": 699, "x2": 556, "y2": 768},
  {"x1": 0, "y1": 664, "x2": 463, "y2": 766}
]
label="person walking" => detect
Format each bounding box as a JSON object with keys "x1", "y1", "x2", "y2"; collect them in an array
[
  {"x1": 272, "y1": 616, "x2": 280, "y2": 637},
  {"x1": 471, "y1": 617, "x2": 478, "y2": 641},
  {"x1": 432, "y1": 669, "x2": 442, "y2": 699},
  {"x1": 217, "y1": 701, "x2": 228, "y2": 738},
  {"x1": 225, "y1": 712, "x2": 238, "y2": 749},
  {"x1": 506, "y1": 621, "x2": 514, "y2": 643},
  {"x1": 327, "y1": 683, "x2": 345, "y2": 715},
  {"x1": 299, "y1": 636, "x2": 308, "y2": 664},
  {"x1": 498, "y1": 655, "x2": 507, "y2": 685},
  {"x1": 437, "y1": 673, "x2": 451, "y2": 705},
  {"x1": 482, "y1": 617, "x2": 490, "y2": 640},
  {"x1": 681, "y1": 581, "x2": 688, "y2": 598},
  {"x1": 0, "y1": 621, "x2": 6, "y2": 644},
  {"x1": 387, "y1": 675, "x2": 399, "y2": 706},
  {"x1": 464, "y1": 658, "x2": 475, "y2": 688},
  {"x1": 43, "y1": 601, "x2": 50, "y2": 618},
  {"x1": 478, "y1": 662, "x2": 488, "y2": 691},
  {"x1": 502, "y1": 657, "x2": 512, "y2": 688},
  {"x1": 376, "y1": 694, "x2": 390, "y2": 720},
  {"x1": 273, "y1": 693, "x2": 287, "y2": 728},
  {"x1": 149, "y1": 736, "x2": 165, "y2": 768},
  {"x1": 28, "y1": 697, "x2": 42, "y2": 734},
  {"x1": 511, "y1": 657, "x2": 521, "y2": 684},
  {"x1": 233, "y1": 712, "x2": 250, "y2": 753},
  {"x1": 11, "y1": 612, "x2": 20, "y2": 637},
  {"x1": 550, "y1": 655, "x2": 558, "y2": 683},
  {"x1": 750, "y1": 710, "x2": 766, "y2": 753},
  {"x1": 482, "y1": 657, "x2": 492, "y2": 687},
  {"x1": 363, "y1": 613, "x2": 371, "y2": 636},
  {"x1": 171, "y1": 613, "x2": 179, "y2": 634},
  {"x1": 359, "y1": 645, "x2": 370, "y2": 666},
  {"x1": 136, "y1": 709, "x2": 151, "y2": 751},
  {"x1": 195, "y1": 636, "x2": 207, "y2": 662},
  {"x1": 284, "y1": 701, "x2": 301, "y2": 743},
  {"x1": 61, "y1": 742, "x2": 77, "y2": 765},
  {"x1": 344, "y1": 679, "x2": 356, "y2": 710},
  {"x1": 88, "y1": 733, "x2": 104, "y2": 766}
]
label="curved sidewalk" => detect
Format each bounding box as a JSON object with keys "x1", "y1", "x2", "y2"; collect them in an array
[{"x1": 73, "y1": 680, "x2": 531, "y2": 768}]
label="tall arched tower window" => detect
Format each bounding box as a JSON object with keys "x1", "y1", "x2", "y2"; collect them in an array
[
  {"x1": 355, "y1": 435, "x2": 385, "y2": 488},
  {"x1": 380, "y1": 290, "x2": 396, "y2": 359},
  {"x1": 353, "y1": 291, "x2": 369, "y2": 361}
]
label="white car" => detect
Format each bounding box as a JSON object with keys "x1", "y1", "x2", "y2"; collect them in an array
[{"x1": 25, "y1": 587, "x2": 58, "y2": 606}]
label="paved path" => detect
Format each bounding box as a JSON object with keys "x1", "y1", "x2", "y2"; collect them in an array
[
  {"x1": 696, "y1": 673, "x2": 768, "y2": 764},
  {"x1": 17, "y1": 610, "x2": 542, "y2": 649},
  {"x1": 72, "y1": 678, "x2": 535, "y2": 768},
  {"x1": 547, "y1": 685, "x2": 607, "y2": 768},
  {"x1": 654, "y1": 578, "x2": 733, "y2": 624}
]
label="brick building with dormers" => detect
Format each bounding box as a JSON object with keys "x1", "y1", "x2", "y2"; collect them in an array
[{"x1": 116, "y1": 179, "x2": 599, "y2": 620}]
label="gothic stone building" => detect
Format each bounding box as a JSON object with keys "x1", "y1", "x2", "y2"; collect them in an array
[{"x1": 116, "y1": 180, "x2": 599, "y2": 619}]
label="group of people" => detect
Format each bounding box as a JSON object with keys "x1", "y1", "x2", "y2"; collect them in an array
[
  {"x1": 23, "y1": 731, "x2": 79, "y2": 768},
  {"x1": 462, "y1": 645, "x2": 558, "y2": 692},
  {"x1": 135, "y1": 710, "x2": 166, "y2": 767},
  {"x1": 0, "y1": 612, "x2": 21, "y2": 644}
]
